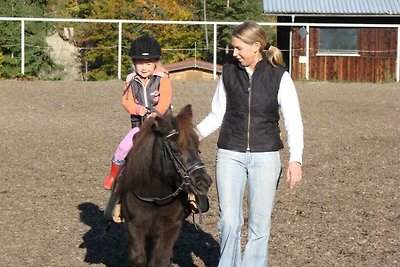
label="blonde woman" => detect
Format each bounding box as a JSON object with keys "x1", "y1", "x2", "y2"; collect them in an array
[{"x1": 196, "y1": 21, "x2": 303, "y2": 266}]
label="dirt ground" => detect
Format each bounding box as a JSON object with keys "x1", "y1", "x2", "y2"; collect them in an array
[{"x1": 0, "y1": 79, "x2": 399, "y2": 267}]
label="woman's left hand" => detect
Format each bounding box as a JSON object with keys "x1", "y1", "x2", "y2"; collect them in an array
[{"x1": 286, "y1": 161, "x2": 302, "y2": 188}]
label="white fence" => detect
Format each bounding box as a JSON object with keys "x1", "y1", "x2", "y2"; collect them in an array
[{"x1": 0, "y1": 17, "x2": 399, "y2": 82}]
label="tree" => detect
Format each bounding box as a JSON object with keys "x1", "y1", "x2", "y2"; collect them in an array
[
  {"x1": 0, "y1": 0, "x2": 56, "y2": 78},
  {"x1": 63, "y1": 0, "x2": 204, "y2": 80},
  {"x1": 0, "y1": 0, "x2": 277, "y2": 80},
  {"x1": 191, "y1": 0, "x2": 276, "y2": 63}
]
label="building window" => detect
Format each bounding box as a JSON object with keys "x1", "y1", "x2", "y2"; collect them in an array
[{"x1": 318, "y1": 28, "x2": 359, "y2": 56}]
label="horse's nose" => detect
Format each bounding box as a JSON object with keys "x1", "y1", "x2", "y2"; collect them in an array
[{"x1": 195, "y1": 173, "x2": 212, "y2": 194}]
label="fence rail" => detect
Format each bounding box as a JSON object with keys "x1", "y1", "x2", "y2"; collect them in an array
[{"x1": 1, "y1": 17, "x2": 399, "y2": 82}]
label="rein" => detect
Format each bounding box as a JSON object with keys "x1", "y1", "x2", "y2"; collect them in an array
[{"x1": 132, "y1": 129, "x2": 205, "y2": 206}]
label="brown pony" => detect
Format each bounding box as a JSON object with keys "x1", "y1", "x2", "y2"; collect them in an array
[{"x1": 118, "y1": 105, "x2": 212, "y2": 267}]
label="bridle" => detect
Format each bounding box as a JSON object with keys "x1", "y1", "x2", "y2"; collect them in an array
[{"x1": 132, "y1": 129, "x2": 206, "y2": 205}]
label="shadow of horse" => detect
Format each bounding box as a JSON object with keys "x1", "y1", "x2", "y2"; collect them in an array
[
  {"x1": 78, "y1": 202, "x2": 220, "y2": 267},
  {"x1": 78, "y1": 202, "x2": 129, "y2": 267},
  {"x1": 173, "y1": 220, "x2": 220, "y2": 267}
]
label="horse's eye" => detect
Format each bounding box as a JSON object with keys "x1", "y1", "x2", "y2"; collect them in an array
[{"x1": 173, "y1": 150, "x2": 182, "y2": 156}]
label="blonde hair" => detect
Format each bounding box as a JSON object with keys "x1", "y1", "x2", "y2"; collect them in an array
[{"x1": 232, "y1": 21, "x2": 285, "y2": 67}]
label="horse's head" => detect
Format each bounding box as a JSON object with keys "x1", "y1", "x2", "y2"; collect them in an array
[{"x1": 152, "y1": 105, "x2": 212, "y2": 198}]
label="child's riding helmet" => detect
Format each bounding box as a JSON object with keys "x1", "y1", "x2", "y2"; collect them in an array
[{"x1": 129, "y1": 35, "x2": 161, "y2": 60}]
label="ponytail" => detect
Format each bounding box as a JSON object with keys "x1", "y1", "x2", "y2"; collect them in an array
[
  {"x1": 265, "y1": 45, "x2": 286, "y2": 68},
  {"x1": 232, "y1": 21, "x2": 286, "y2": 68}
]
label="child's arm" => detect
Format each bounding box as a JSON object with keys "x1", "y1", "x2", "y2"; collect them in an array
[
  {"x1": 121, "y1": 85, "x2": 149, "y2": 116},
  {"x1": 153, "y1": 76, "x2": 172, "y2": 115}
]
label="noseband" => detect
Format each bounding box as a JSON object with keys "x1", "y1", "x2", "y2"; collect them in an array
[{"x1": 133, "y1": 129, "x2": 205, "y2": 205}]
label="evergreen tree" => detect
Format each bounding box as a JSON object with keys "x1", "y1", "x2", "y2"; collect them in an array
[
  {"x1": 192, "y1": 0, "x2": 276, "y2": 64},
  {"x1": 0, "y1": 0, "x2": 56, "y2": 78}
]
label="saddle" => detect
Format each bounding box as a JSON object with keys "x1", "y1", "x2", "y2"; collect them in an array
[
  {"x1": 104, "y1": 167, "x2": 210, "y2": 224},
  {"x1": 105, "y1": 188, "x2": 209, "y2": 224}
]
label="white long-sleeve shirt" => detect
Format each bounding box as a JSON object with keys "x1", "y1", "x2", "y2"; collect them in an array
[{"x1": 196, "y1": 70, "x2": 303, "y2": 164}]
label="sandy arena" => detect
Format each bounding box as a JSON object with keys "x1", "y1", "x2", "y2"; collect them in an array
[{"x1": 0, "y1": 79, "x2": 398, "y2": 267}]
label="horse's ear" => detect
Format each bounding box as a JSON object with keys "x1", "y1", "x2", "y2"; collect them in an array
[{"x1": 177, "y1": 104, "x2": 193, "y2": 121}]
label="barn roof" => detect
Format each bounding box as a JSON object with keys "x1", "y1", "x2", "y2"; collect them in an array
[
  {"x1": 262, "y1": 0, "x2": 400, "y2": 16},
  {"x1": 163, "y1": 59, "x2": 222, "y2": 74}
]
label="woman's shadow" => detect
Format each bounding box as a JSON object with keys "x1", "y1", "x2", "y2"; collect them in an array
[
  {"x1": 172, "y1": 220, "x2": 220, "y2": 267},
  {"x1": 78, "y1": 202, "x2": 219, "y2": 267}
]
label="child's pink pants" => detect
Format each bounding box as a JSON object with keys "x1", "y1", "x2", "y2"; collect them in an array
[{"x1": 112, "y1": 127, "x2": 140, "y2": 165}]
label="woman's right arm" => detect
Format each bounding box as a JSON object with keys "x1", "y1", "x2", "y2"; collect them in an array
[{"x1": 196, "y1": 77, "x2": 226, "y2": 140}]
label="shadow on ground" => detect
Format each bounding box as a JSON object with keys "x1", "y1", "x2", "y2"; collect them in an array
[
  {"x1": 78, "y1": 202, "x2": 219, "y2": 267},
  {"x1": 172, "y1": 220, "x2": 220, "y2": 267},
  {"x1": 78, "y1": 202, "x2": 129, "y2": 267}
]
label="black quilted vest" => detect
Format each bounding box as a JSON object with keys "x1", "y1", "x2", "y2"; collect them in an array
[
  {"x1": 128, "y1": 74, "x2": 171, "y2": 128},
  {"x1": 217, "y1": 58, "x2": 286, "y2": 152}
]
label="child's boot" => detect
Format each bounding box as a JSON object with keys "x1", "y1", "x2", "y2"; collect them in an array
[{"x1": 103, "y1": 159, "x2": 125, "y2": 190}]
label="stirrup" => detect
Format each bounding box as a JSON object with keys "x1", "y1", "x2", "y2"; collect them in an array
[{"x1": 104, "y1": 181, "x2": 123, "y2": 223}]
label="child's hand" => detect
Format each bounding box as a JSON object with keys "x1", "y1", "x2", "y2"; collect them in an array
[
  {"x1": 135, "y1": 105, "x2": 149, "y2": 116},
  {"x1": 145, "y1": 112, "x2": 157, "y2": 119}
]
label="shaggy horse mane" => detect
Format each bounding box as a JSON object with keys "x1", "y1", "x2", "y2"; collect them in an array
[
  {"x1": 133, "y1": 107, "x2": 199, "y2": 151},
  {"x1": 175, "y1": 112, "x2": 199, "y2": 150}
]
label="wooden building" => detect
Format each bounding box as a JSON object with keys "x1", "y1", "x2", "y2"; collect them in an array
[
  {"x1": 263, "y1": 0, "x2": 400, "y2": 82},
  {"x1": 163, "y1": 59, "x2": 222, "y2": 81}
]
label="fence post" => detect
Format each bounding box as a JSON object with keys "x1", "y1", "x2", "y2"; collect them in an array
[
  {"x1": 397, "y1": 26, "x2": 400, "y2": 82},
  {"x1": 213, "y1": 23, "x2": 217, "y2": 80},
  {"x1": 21, "y1": 19, "x2": 25, "y2": 75},
  {"x1": 118, "y1": 21, "x2": 122, "y2": 80},
  {"x1": 289, "y1": 15, "x2": 295, "y2": 75},
  {"x1": 305, "y1": 25, "x2": 310, "y2": 80}
]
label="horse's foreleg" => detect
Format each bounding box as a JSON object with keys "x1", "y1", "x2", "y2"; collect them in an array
[
  {"x1": 148, "y1": 222, "x2": 182, "y2": 267},
  {"x1": 126, "y1": 224, "x2": 147, "y2": 267}
]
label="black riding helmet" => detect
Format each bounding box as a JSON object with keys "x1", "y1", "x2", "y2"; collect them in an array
[{"x1": 129, "y1": 35, "x2": 161, "y2": 60}]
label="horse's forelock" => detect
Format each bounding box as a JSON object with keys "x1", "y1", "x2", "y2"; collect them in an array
[{"x1": 134, "y1": 111, "x2": 198, "y2": 150}]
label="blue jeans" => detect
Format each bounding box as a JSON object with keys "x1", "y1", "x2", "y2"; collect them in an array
[{"x1": 216, "y1": 149, "x2": 281, "y2": 267}]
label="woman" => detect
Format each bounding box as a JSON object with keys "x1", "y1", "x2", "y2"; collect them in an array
[{"x1": 196, "y1": 21, "x2": 303, "y2": 266}]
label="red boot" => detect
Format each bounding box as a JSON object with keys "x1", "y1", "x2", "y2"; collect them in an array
[{"x1": 103, "y1": 161, "x2": 123, "y2": 190}]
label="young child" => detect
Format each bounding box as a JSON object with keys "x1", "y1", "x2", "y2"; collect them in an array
[{"x1": 103, "y1": 35, "x2": 172, "y2": 190}]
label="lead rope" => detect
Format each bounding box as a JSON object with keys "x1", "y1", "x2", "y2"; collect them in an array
[
  {"x1": 192, "y1": 208, "x2": 203, "y2": 230},
  {"x1": 188, "y1": 193, "x2": 204, "y2": 230}
]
